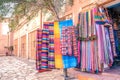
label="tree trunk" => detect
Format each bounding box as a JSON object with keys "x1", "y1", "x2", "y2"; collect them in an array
[{"x1": 53, "y1": 9, "x2": 60, "y2": 21}]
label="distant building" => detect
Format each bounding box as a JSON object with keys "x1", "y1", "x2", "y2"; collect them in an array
[
  {"x1": 13, "y1": 10, "x2": 41, "y2": 60},
  {"x1": 0, "y1": 18, "x2": 13, "y2": 56}
]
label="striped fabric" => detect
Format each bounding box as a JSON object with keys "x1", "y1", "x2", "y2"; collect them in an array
[
  {"x1": 96, "y1": 24, "x2": 105, "y2": 72},
  {"x1": 61, "y1": 27, "x2": 68, "y2": 56},
  {"x1": 109, "y1": 26, "x2": 117, "y2": 56},
  {"x1": 61, "y1": 26, "x2": 78, "y2": 56},
  {"x1": 77, "y1": 7, "x2": 114, "y2": 73},
  {"x1": 43, "y1": 22, "x2": 55, "y2": 69},
  {"x1": 48, "y1": 24, "x2": 55, "y2": 69},
  {"x1": 105, "y1": 27, "x2": 113, "y2": 64},
  {"x1": 36, "y1": 29, "x2": 42, "y2": 70},
  {"x1": 77, "y1": 41, "x2": 81, "y2": 68},
  {"x1": 41, "y1": 29, "x2": 49, "y2": 69},
  {"x1": 36, "y1": 22, "x2": 55, "y2": 71},
  {"x1": 71, "y1": 27, "x2": 78, "y2": 56}
]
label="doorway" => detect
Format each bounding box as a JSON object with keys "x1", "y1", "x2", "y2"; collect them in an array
[{"x1": 107, "y1": 3, "x2": 120, "y2": 67}]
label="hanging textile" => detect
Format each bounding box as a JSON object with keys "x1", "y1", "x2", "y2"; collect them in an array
[
  {"x1": 77, "y1": 13, "x2": 81, "y2": 67},
  {"x1": 61, "y1": 26, "x2": 78, "y2": 56},
  {"x1": 48, "y1": 23, "x2": 55, "y2": 69},
  {"x1": 40, "y1": 29, "x2": 49, "y2": 69},
  {"x1": 60, "y1": 26, "x2": 78, "y2": 69},
  {"x1": 77, "y1": 7, "x2": 114, "y2": 73},
  {"x1": 36, "y1": 22, "x2": 55, "y2": 72},
  {"x1": 54, "y1": 20, "x2": 78, "y2": 69},
  {"x1": 109, "y1": 26, "x2": 117, "y2": 57},
  {"x1": 59, "y1": 20, "x2": 73, "y2": 37},
  {"x1": 43, "y1": 22, "x2": 55, "y2": 69},
  {"x1": 36, "y1": 29, "x2": 42, "y2": 70},
  {"x1": 36, "y1": 19, "x2": 79, "y2": 71},
  {"x1": 78, "y1": 8, "x2": 99, "y2": 72},
  {"x1": 59, "y1": 20, "x2": 78, "y2": 69},
  {"x1": 54, "y1": 22, "x2": 63, "y2": 68}
]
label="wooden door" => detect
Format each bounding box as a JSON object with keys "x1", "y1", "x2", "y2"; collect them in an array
[
  {"x1": 14, "y1": 39, "x2": 18, "y2": 56},
  {"x1": 28, "y1": 30, "x2": 37, "y2": 60},
  {"x1": 21, "y1": 35, "x2": 26, "y2": 58}
]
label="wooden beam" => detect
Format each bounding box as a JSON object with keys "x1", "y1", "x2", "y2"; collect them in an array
[
  {"x1": 82, "y1": 3, "x2": 95, "y2": 9},
  {"x1": 82, "y1": 0, "x2": 116, "y2": 9},
  {"x1": 98, "y1": 0, "x2": 116, "y2": 7}
]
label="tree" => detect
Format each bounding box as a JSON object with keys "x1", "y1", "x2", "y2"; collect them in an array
[
  {"x1": 0, "y1": 0, "x2": 73, "y2": 30},
  {"x1": 0, "y1": 0, "x2": 16, "y2": 17}
]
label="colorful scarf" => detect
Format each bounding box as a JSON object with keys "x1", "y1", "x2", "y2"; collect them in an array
[
  {"x1": 48, "y1": 23, "x2": 55, "y2": 69},
  {"x1": 40, "y1": 29, "x2": 49, "y2": 69},
  {"x1": 61, "y1": 26, "x2": 78, "y2": 56},
  {"x1": 77, "y1": 7, "x2": 114, "y2": 73},
  {"x1": 36, "y1": 29, "x2": 42, "y2": 70}
]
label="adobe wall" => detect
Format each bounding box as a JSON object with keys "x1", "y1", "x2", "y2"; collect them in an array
[
  {"x1": 64, "y1": 0, "x2": 120, "y2": 25},
  {"x1": 13, "y1": 10, "x2": 41, "y2": 59},
  {"x1": 0, "y1": 23, "x2": 8, "y2": 56}
]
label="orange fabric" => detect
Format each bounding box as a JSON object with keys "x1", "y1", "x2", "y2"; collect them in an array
[
  {"x1": 78, "y1": 75, "x2": 96, "y2": 80},
  {"x1": 55, "y1": 54, "x2": 63, "y2": 68},
  {"x1": 78, "y1": 75, "x2": 88, "y2": 80},
  {"x1": 54, "y1": 22, "x2": 63, "y2": 68},
  {"x1": 54, "y1": 34, "x2": 60, "y2": 38},
  {"x1": 54, "y1": 38, "x2": 61, "y2": 53}
]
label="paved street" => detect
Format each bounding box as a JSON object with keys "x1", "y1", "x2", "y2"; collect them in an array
[
  {"x1": 68, "y1": 68, "x2": 120, "y2": 80},
  {"x1": 0, "y1": 56, "x2": 66, "y2": 80},
  {"x1": 0, "y1": 56, "x2": 120, "y2": 80}
]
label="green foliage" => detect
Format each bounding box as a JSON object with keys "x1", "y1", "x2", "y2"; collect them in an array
[
  {"x1": 9, "y1": 18, "x2": 18, "y2": 31},
  {"x1": 14, "y1": 3, "x2": 26, "y2": 15},
  {"x1": 0, "y1": 0, "x2": 15, "y2": 16},
  {"x1": 0, "y1": 0, "x2": 71, "y2": 30}
]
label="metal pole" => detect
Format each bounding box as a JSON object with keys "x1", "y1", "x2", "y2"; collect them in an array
[{"x1": 64, "y1": 68, "x2": 68, "y2": 80}]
